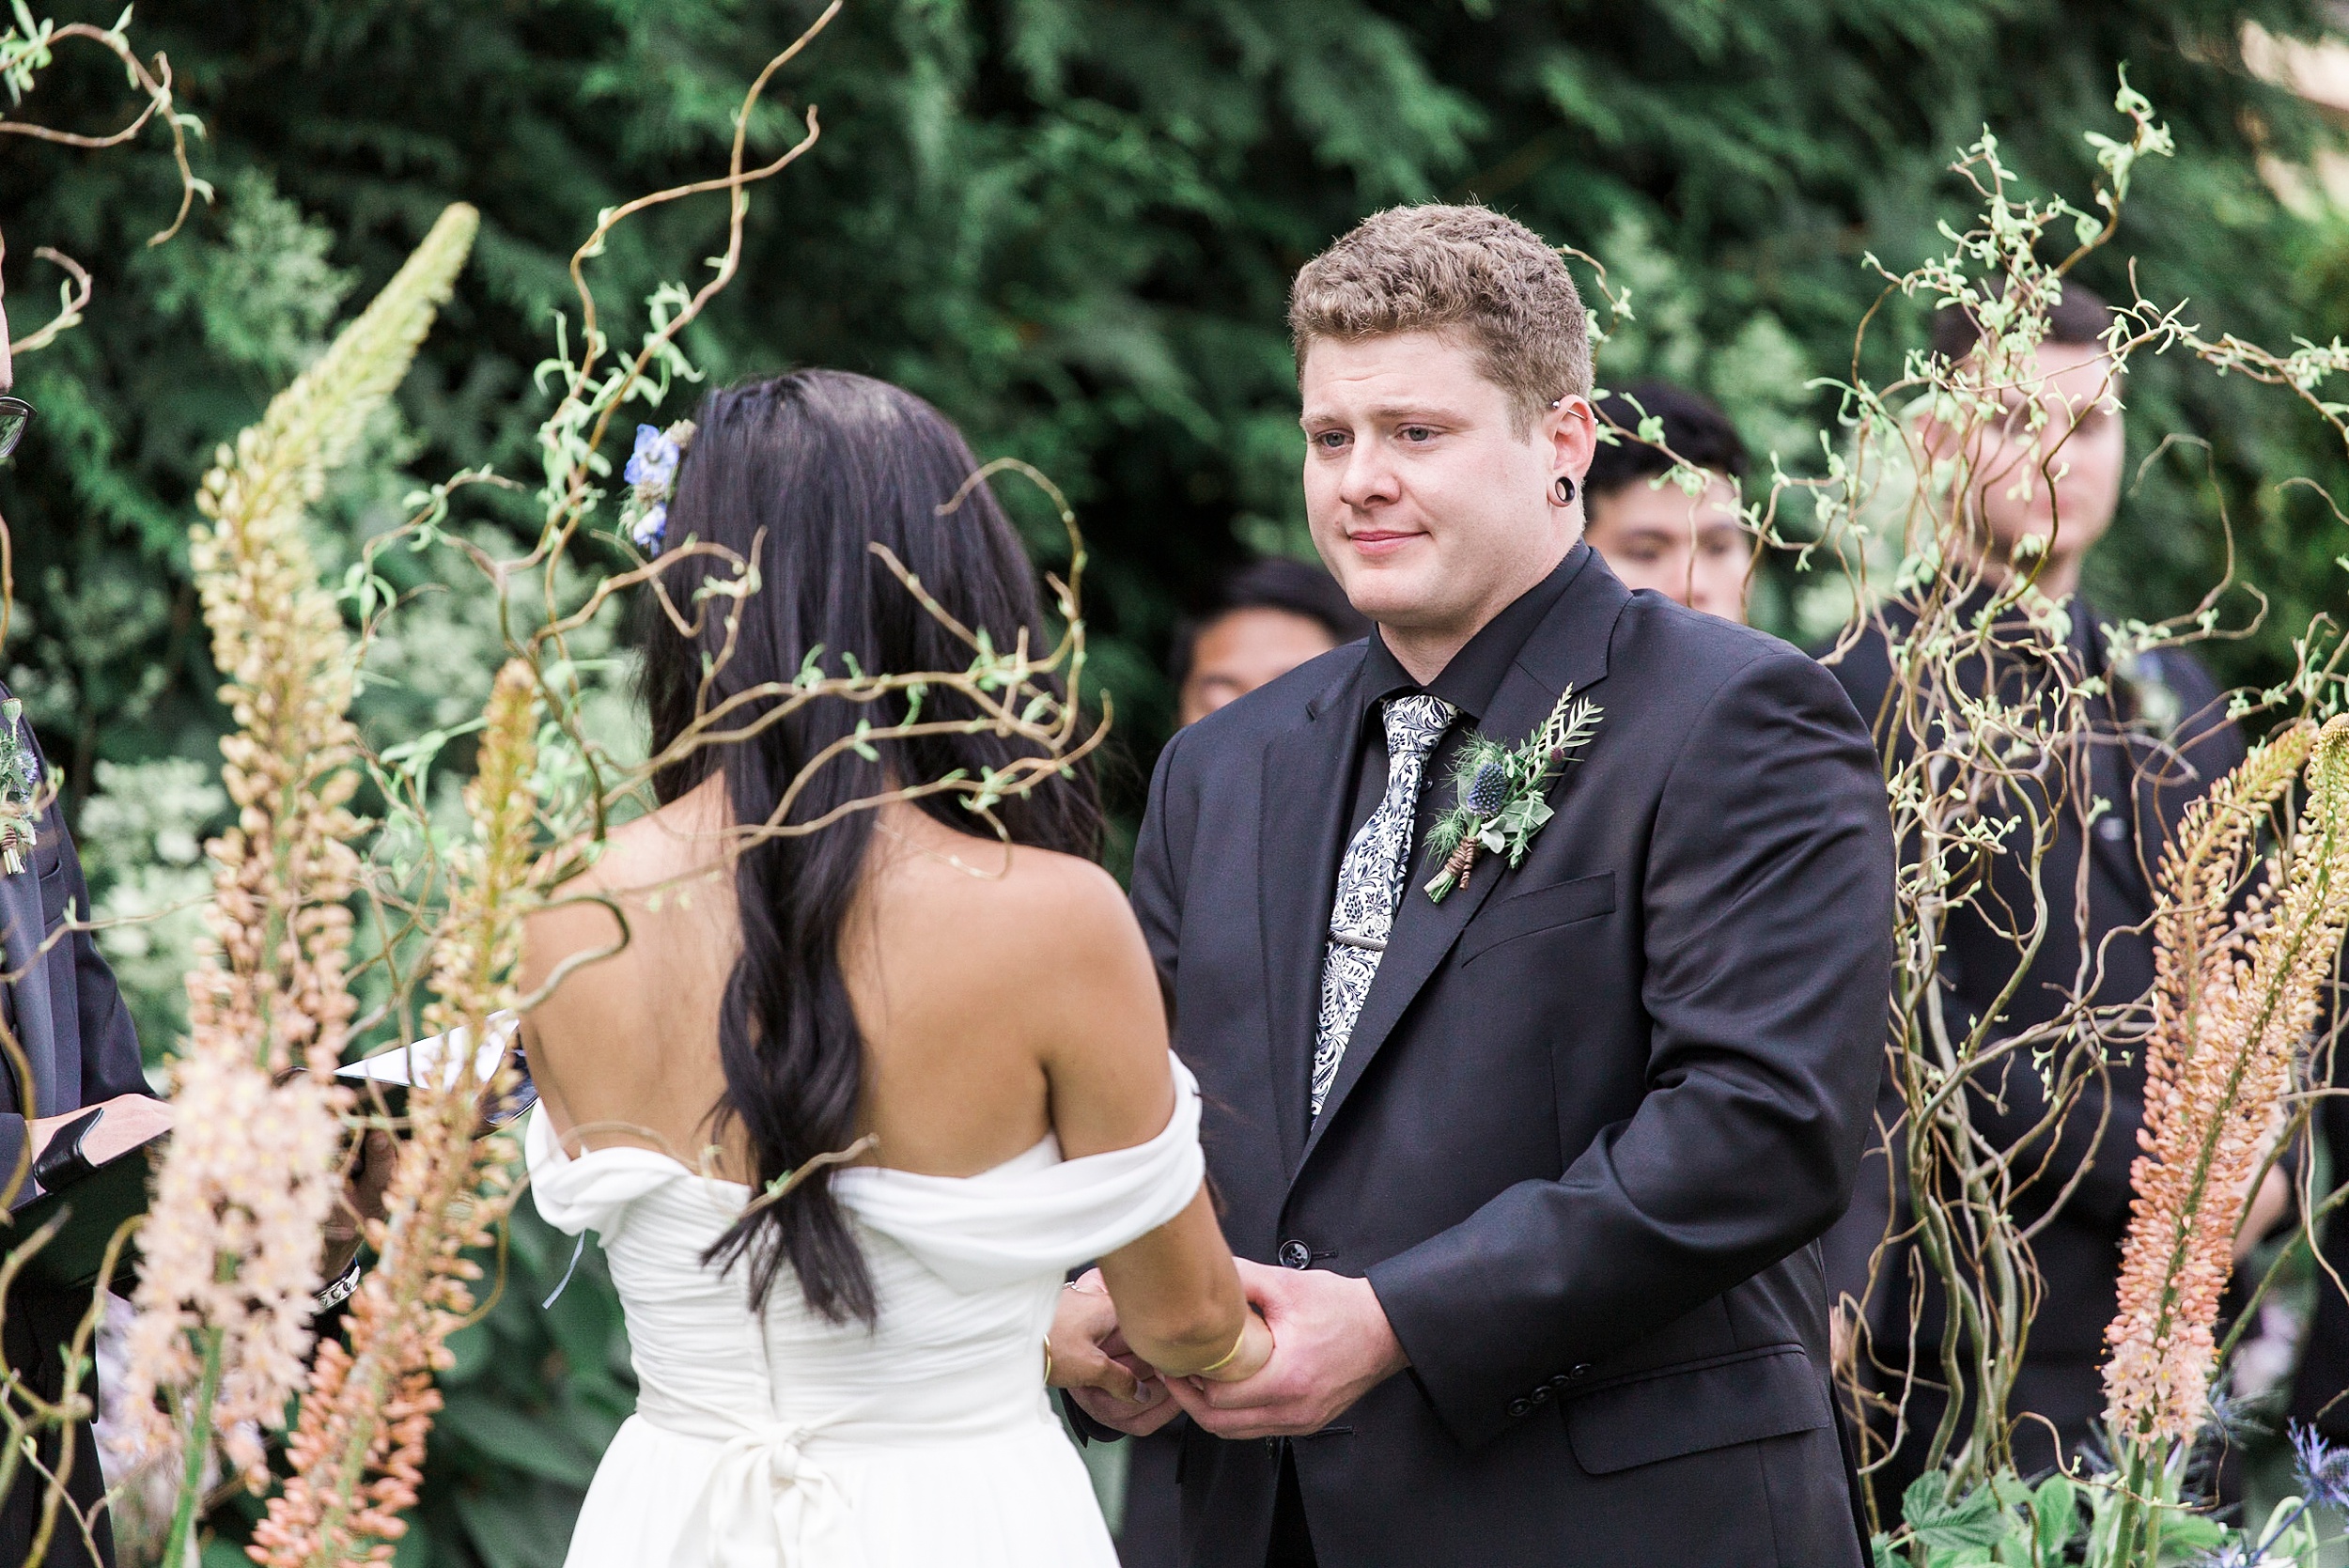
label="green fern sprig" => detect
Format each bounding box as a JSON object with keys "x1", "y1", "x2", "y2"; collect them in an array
[{"x1": 1423, "y1": 686, "x2": 1604, "y2": 903}]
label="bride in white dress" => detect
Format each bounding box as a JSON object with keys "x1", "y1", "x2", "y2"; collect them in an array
[{"x1": 518, "y1": 370, "x2": 1272, "y2": 1567}]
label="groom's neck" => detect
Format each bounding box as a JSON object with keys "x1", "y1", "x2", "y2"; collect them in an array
[{"x1": 1375, "y1": 538, "x2": 1574, "y2": 686}]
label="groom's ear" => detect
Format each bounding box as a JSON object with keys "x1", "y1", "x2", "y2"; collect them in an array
[{"x1": 1541, "y1": 394, "x2": 1598, "y2": 493}]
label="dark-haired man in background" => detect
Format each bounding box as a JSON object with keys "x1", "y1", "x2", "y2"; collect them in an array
[
  {"x1": 1581, "y1": 381, "x2": 1752, "y2": 624},
  {"x1": 1821, "y1": 280, "x2": 2266, "y2": 1500},
  {"x1": 1173, "y1": 558, "x2": 1371, "y2": 729}
]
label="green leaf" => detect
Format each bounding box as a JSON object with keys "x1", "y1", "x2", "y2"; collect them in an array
[
  {"x1": 452, "y1": 1480, "x2": 581, "y2": 1568},
  {"x1": 2150, "y1": 1511, "x2": 2226, "y2": 1561},
  {"x1": 1905, "y1": 1474, "x2": 2012, "y2": 1554},
  {"x1": 2030, "y1": 1473, "x2": 2077, "y2": 1559}
]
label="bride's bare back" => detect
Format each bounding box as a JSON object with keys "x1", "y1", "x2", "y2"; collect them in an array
[
  {"x1": 521, "y1": 773, "x2": 1260, "y2": 1377},
  {"x1": 521, "y1": 776, "x2": 1176, "y2": 1185}
]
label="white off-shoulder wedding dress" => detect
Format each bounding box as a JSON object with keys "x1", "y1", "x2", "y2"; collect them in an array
[{"x1": 525, "y1": 1058, "x2": 1204, "y2": 1568}]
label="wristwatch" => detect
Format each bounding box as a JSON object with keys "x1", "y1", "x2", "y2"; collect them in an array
[{"x1": 315, "y1": 1256, "x2": 364, "y2": 1312}]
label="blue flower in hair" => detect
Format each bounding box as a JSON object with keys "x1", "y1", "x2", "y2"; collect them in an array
[
  {"x1": 630, "y1": 501, "x2": 668, "y2": 552},
  {"x1": 617, "y1": 419, "x2": 694, "y2": 555},
  {"x1": 625, "y1": 423, "x2": 680, "y2": 490}
]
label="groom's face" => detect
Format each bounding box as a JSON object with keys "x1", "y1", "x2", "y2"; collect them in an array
[{"x1": 1298, "y1": 330, "x2": 1589, "y2": 644}]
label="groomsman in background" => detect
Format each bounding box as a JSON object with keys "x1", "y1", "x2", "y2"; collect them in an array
[
  {"x1": 1820, "y1": 280, "x2": 2263, "y2": 1501},
  {"x1": 1173, "y1": 558, "x2": 1370, "y2": 729},
  {"x1": 1579, "y1": 381, "x2": 1753, "y2": 625}
]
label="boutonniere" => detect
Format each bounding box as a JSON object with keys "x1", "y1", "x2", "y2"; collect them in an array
[
  {"x1": 0, "y1": 699, "x2": 41, "y2": 876},
  {"x1": 1423, "y1": 687, "x2": 1603, "y2": 904}
]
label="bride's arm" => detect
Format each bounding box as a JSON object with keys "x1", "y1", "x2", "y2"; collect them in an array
[{"x1": 1035, "y1": 861, "x2": 1269, "y2": 1383}]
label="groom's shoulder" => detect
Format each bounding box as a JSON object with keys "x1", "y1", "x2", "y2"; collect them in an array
[{"x1": 1606, "y1": 592, "x2": 1851, "y2": 722}]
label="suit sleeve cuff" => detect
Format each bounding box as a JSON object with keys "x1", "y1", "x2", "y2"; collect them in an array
[
  {"x1": 1367, "y1": 1247, "x2": 1521, "y2": 1452},
  {"x1": 1059, "y1": 1389, "x2": 1127, "y2": 1446},
  {"x1": 0, "y1": 1115, "x2": 28, "y2": 1204}
]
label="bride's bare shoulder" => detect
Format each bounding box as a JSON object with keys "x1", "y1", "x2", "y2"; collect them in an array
[
  {"x1": 870, "y1": 816, "x2": 1143, "y2": 970},
  {"x1": 525, "y1": 783, "x2": 734, "y2": 964}
]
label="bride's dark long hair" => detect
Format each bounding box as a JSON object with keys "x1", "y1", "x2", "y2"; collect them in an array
[{"x1": 634, "y1": 369, "x2": 1101, "y2": 1323}]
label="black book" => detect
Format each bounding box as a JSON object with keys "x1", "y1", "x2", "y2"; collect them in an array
[
  {"x1": 1, "y1": 1017, "x2": 533, "y2": 1296},
  {"x1": 7, "y1": 1123, "x2": 164, "y2": 1294}
]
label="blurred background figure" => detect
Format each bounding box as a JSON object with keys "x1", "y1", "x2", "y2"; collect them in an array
[
  {"x1": 1822, "y1": 280, "x2": 2260, "y2": 1509},
  {"x1": 1582, "y1": 381, "x2": 1753, "y2": 623},
  {"x1": 1170, "y1": 556, "x2": 1369, "y2": 727},
  {"x1": 1112, "y1": 552, "x2": 1361, "y2": 1568}
]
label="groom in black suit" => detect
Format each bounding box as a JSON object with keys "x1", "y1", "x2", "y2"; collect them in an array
[{"x1": 1066, "y1": 205, "x2": 1895, "y2": 1566}]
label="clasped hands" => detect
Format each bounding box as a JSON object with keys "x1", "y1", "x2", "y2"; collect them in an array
[{"x1": 1050, "y1": 1260, "x2": 1408, "y2": 1441}]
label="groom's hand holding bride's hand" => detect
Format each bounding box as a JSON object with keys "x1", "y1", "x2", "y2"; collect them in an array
[
  {"x1": 1163, "y1": 1259, "x2": 1408, "y2": 1439},
  {"x1": 1050, "y1": 1273, "x2": 1183, "y2": 1436}
]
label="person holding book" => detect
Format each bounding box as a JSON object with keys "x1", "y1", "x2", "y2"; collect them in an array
[{"x1": 0, "y1": 232, "x2": 177, "y2": 1568}]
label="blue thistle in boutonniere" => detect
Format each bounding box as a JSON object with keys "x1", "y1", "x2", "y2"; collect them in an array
[
  {"x1": 0, "y1": 698, "x2": 41, "y2": 876},
  {"x1": 1422, "y1": 686, "x2": 1602, "y2": 903}
]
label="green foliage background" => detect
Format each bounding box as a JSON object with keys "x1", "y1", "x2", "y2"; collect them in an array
[{"x1": 6, "y1": 0, "x2": 2349, "y2": 1561}]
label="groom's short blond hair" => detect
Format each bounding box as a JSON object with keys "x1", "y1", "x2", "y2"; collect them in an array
[{"x1": 1288, "y1": 204, "x2": 1592, "y2": 434}]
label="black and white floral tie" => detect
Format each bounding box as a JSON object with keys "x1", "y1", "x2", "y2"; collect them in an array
[{"x1": 1312, "y1": 692, "x2": 1455, "y2": 1118}]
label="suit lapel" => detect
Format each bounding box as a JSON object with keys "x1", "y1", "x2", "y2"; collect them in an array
[
  {"x1": 1257, "y1": 658, "x2": 1367, "y2": 1179},
  {"x1": 0, "y1": 868, "x2": 56, "y2": 1119},
  {"x1": 2077, "y1": 627, "x2": 2159, "y2": 908},
  {"x1": 1295, "y1": 559, "x2": 1628, "y2": 1174},
  {"x1": 2086, "y1": 733, "x2": 2155, "y2": 906}
]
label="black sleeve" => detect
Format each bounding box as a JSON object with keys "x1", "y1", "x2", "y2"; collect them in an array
[
  {"x1": 1969, "y1": 656, "x2": 2248, "y2": 1233},
  {"x1": 1128, "y1": 726, "x2": 1196, "y2": 1006},
  {"x1": 1368, "y1": 650, "x2": 1896, "y2": 1447},
  {"x1": 2291, "y1": 990, "x2": 2349, "y2": 1438},
  {"x1": 57, "y1": 801, "x2": 149, "y2": 1108},
  {"x1": 0, "y1": 732, "x2": 155, "y2": 1188}
]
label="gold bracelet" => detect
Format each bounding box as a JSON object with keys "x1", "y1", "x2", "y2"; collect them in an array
[
  {"x1": 1041, "y1": 1334, "x2": 1055, "y2": 1387},
  {"x1": 1193, "y1": 1318, "x2": 1253, "y2": 1378}
]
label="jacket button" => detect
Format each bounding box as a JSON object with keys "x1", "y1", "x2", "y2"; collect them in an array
[
  {"x1": 1507, "y1": 1398, "x2": 1531, "y2": 1418},
  {"x1": 1531, "y1": 1386, "x2": 1551, "y2": 1404},
  {"x1": 1278, "y1": 1239, "x2": 1312, "y2": 1269},
  {"x1": 1548, "y1": 1373, "x2": 1572, "y2": 1390},
  {"x1": 1567, "y1": 1363, "x2": 1593, "y2": 1381}
]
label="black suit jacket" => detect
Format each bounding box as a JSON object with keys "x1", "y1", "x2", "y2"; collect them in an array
[
  {"x1": 1131, "y1": 550, "x2": 1894, "y2": 1567},
  {"x1": 1820, "y1": 606, "x2": 2243, "y2": 1385},
  {"x1": 2290, "y1": 1079, "x2": 2349, "y2": 1437},
  {"x1": 0, "y1": 701, "x2": 148, "y2": 1568}
]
